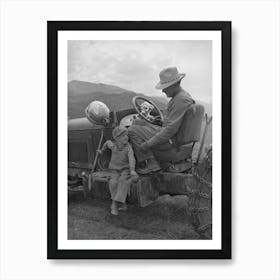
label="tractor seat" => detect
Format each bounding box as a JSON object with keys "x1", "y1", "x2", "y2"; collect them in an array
[
  {"x1": 153, "y1": 142, "x2": 194, "y2": 162},
  {"x1": 153, "y1": 104, "x2": 205, "y2": 169}
]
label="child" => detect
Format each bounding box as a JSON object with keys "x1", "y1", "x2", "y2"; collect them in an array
[{"x1": 99, "y1": 126, "x2": 139, "y2": 215}]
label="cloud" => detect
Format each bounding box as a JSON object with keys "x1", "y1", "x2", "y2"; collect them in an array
[{"x1": 68, "y1": 40, "x2": 212, "y2": 102}]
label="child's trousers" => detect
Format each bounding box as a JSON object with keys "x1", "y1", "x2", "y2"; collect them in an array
[{"x1": 109, "y1": 169, "x2": 131, "y2": 203}]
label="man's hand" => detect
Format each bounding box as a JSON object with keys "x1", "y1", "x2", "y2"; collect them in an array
[{"x1": 139, "y1": 141, "x2": 150, "y2": 152}]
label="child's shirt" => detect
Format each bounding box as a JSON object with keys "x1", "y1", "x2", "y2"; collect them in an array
[{"x1": 102, "y1": 140, "x2": 136, "y2": 172}]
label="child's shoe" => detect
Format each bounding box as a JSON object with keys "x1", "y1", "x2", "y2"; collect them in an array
[
  {"x1": 118, "y1": 203, "x2": 128, "y2": 211},
  {"x1": 111, "y1": 202, "x2": 119, "y2": 215}
]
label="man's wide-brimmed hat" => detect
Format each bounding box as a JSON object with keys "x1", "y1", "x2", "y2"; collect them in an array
[{"x1": 155, "y1": 67, "x2": 186, "y2": 90}]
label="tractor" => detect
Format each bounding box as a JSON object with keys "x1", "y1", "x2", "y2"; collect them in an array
[{"x1": 68, "y1": 96, "x2": 212, "y2": 237}]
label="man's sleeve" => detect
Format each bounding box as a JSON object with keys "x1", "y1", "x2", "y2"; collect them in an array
[
  {"x1": 127, "y1": 143, "x2": 136, "y2": 172},
  {"x1": 146, "y1": 98, "x2": 192, "y2": 147}
]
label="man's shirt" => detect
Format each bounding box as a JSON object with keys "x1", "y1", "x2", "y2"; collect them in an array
[{"x1": 146, "y1": 89, "x2": 194, "y2": 147}]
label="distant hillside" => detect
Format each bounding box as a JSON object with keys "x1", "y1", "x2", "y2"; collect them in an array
[
  {"x1": 68, "y1": 80, "x2": 126, "y2": 95},
  {"x1": 68, "y1": 80, "x2": 212, "y2": 146},
  {"x1": 68, "y1": 80, "x2": 168, "y2": 119},
  {"x1": 68, "y1": 80, "x2": 212, "y2": 119}
]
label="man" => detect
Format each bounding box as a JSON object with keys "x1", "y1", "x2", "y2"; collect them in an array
[{"x1": 128, "y1": 66, "x2": 195, "y2": 174}]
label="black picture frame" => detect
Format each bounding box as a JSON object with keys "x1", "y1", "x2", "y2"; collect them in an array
[{"x1": 47, "y1": 21, "x2": 231, "y2": 259}]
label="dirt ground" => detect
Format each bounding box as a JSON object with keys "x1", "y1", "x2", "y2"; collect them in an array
[{"x1": 68, "y1": 192, "x2": 202, "y2": 240}]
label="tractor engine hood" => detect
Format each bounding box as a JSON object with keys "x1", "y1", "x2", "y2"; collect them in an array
[{"x1": 68, "y1": 117, "x2": 105, "y2": 131}]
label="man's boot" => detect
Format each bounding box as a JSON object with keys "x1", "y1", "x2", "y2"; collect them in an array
[{"x1": 137, "y1": 158, "x2": 161, "y2": 175}]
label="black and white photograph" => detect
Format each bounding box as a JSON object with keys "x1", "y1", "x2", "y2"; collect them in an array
[
  {"x1": 68, "y1": 40, "x2": 213, "y2": 238},
  {"x1": 48, "y1": 21, "x2": 231, "y2": 259}
]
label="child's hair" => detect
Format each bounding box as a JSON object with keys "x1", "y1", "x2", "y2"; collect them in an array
[{"x1": 112, "y1": 126, "x2": 127, "y2": 140}]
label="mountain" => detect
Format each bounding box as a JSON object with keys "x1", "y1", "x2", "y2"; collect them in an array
[
  {"x1": 68, "y1": 80, "x2": 212, "y2": 145},
  {"x1": 68, "y1": 80, "x2": 126, "y2": 95},
  {"x1": 68, "y1": 80, "x2": 168, "y2": 118},
  {"x1": 68, "y1": 80, "x2": 212, "y2": 119}
]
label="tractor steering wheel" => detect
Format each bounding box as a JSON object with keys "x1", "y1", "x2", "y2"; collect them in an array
[{"x1": 132, "y1": 96, "x2": 164, "y2": 126}]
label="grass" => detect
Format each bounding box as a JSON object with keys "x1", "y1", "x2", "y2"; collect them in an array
[{"x1": 68, "y1": 193, "x2": 201, "y2": 240}]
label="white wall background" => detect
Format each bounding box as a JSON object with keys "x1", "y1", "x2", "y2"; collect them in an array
[{"x1": 0, "y1": 0, "x2": 279, "y2": 280}]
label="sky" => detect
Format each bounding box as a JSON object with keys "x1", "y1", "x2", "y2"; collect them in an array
[{"x1": 68, "y1": 40, "x2": 212, "y2": 103}]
